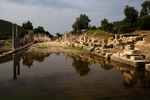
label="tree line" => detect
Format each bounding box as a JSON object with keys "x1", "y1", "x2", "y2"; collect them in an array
[
  {"x1": 72, "y1": 1, "x2": 150, "y2": 34},
  {"x1": 20, "y1": 21, "x2": 53, "y2": 38}
]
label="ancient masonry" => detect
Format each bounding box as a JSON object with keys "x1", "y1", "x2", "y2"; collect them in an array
[
  {"x1": 62, "y1": 33, "x2": 150, "y2": 68},
  {"x1": 12, "y1": 23, "x2": 20, "y2": 50},
  {"x1": 12, "y1": 23, "x2": 34, "y2": 50}
]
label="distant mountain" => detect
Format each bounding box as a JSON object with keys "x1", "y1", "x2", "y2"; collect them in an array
[{"x1": 0, "y1": 19, "x2": 12, "y2": 39}]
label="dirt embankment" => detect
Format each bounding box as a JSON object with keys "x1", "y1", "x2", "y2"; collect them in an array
[{"x1": 28, "y1": 41, "x2": 90, "y2": 54}]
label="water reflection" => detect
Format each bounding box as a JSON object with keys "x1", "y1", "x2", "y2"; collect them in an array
[
  {"x1": 13, "y1": 54, "x2": 21, "y2": 80},
  {"x1": 0, "y1": 50, "x2": 150, "y2": 89},
  {"x1": 112, "y1": 62, "x2": 150, "y2": 89}
]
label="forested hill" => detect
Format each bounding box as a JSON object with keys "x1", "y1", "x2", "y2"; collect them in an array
[
  {"x1": 0, "y1": 19, "x2": 12, "y2": 39},
  {"x1": 0, "y1": 19, "x2": 23, "y2": 40}
]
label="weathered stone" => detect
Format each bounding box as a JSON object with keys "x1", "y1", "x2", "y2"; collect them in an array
[
  {"x1": 102, "y1": 39, "x2": 108, "y2": 44},
  {"x1": 12, "y1": 23, "x2": 20, "y2": 50},
  {"x1": 102, "y1": 44, "x2": 108, "y2": 49},
  {"x1": 115, "y1": 35, "x2": 120, "y2": 40},
  {"x1": 145, "y1": 64, "x2": 150, "y2": 71},
  {"x1": 107, "y1": 44, "x2": 113, "y2": 48},
  {"x1": 123, "y1": 50, "x2": 139, "y2": 55},
  {"x1": 93, "y1": 43, "x2": 101, "y2": 47},
  {"x1": 125, "y1": 44, "x2": 135, "y2": 50},
  {"x1": 106, "y1": 53, "x2": 112, "y2": 59},
  {"x1": 130, "y1": 55, "x2": 144, "y2": 60}
]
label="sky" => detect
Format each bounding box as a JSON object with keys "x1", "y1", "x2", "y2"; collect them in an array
[{"x1": 0, "y1": 0, "x2": 147, "y2": 35}]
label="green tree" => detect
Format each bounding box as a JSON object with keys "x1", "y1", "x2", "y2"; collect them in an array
[
  {"x1": 100, "y1": 18, "x2": 114, "y2": 33},
  {"x1": 34, "y1": 26, "x2": 45, "y2": 34},
  {"x1": 72, "y1": 14, "x2": 91, "y2": 33},
  {"x1": 138, "y1": 15, "x2": 150, "y2": 30},
  {"x1": 124, "y1": 5, "x2": 139, "y2": 26},
  {"x1": 44, "y1": 31, "x2": 53, "y2": 38},
  {"x1": 101, "y1": 18, "x2": 108, "y2": 26},
  {"x1": 140, "y1": 1, "x2": 150, "y2": 17},
  {"x1": 113, "y1": 21, "x2": 133, "y2": 33},
  {"x1": 20, "y1": 21, "x2": 33, "y2": 37},
  {"x1": 55, "y1": 33, "x2": 62, "y2": 37},
  {"x1": 89, "y1": 25, "x2": 97, "y2": 30},
  {"x1": 22, "y1": 21, "x2": 33, "y2": 30}
]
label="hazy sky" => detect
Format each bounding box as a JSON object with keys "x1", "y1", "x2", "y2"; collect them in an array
[{"x1": 0, "y1": 0, "x2": 146, "y2": 35}]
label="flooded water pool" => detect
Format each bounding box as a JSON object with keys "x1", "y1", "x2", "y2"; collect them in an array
[{"x1": 0, "y1": 50, "x2": 150, "y2": 100}]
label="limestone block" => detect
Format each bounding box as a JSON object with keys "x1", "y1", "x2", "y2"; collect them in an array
[
  {"x1": 93, "y1": 43, "x2": 101, "y2": 47},
  {"x1": 130, "y1": 55, "x2": 144, "y2": 60},
  {"x1": 102, "y1": 44, "x2": 108, "y2": 49},
  {"x1": 145, "y1": 64, "x2": 150, "y2": 71},
  {"x1": 116, "y1": 52, "x2": 121, "y2": 56},
  {"x1": 115, "y1": 35, "x2": 120, "y2": 40},
  {"x1": 123, "y1": 54, "x2": 130, "y2": 59},
  {"x1": 95, "y1": 49, "x2": 101, "y2": 53},
  {"x1": 108, "y1": 37, "x2": 114, "y2": 44},
  {"x1": 106, "y1": 53, "x2": 112, "y2": 59},
  {"x1": 102, "y1": 39, "x2": 108, "y2": 44},
  {"x1": 107, "y1": 44, "x2": 113, "y2": 48},
  {"x1": 125, "y1": 45, "x2": 135, "y2": 50},
  {"x1": 120, "y1": 35, "x2": 124, "y2": 38},
  {"x1": 123, "y1": 50, "x2": 139, "y2": 55}
]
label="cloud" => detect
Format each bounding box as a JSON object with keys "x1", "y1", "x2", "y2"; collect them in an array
[{"x1": 0, "y1": 0, "x2": 147, "y2": 35}]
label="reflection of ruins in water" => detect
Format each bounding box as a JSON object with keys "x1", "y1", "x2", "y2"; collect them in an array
[
  {"x1": 111, "y1": 61, "x2": 150, "y2": 89},
  {"x1": 12, "y1": 51, "x2": 52, "y2": 80},
  {"x1": 0, "y1": 51, "x2": 150, "y2": 89}
]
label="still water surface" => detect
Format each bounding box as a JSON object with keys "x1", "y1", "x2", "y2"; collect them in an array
[{"x1": 0, "y1": 50, "x2": 150, "y2": 99}]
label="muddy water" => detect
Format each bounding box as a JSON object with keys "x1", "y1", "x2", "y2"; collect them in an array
[{"x1": 0, "y1": 50, "x2": 150, "y2": 100}]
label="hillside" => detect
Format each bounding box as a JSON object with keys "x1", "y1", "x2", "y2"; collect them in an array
[
  {"x1": 0, "y1": 19, "x2": 23, "y2": 40},
  {"x1": 0, "y1": 19, "x2": 12, "y2": 39}
]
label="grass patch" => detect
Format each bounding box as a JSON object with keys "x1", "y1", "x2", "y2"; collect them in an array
[
  {"x1": 86, "y1": 29, "x2": 111, "y2": 35},
  {"x1": 64, "y1": 46, "x2": 83, "y2": 50},
  {"x1": 0, "y1": 45, "x2": 12, "y2": 52}
]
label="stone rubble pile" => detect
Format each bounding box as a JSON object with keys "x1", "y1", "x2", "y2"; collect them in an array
[{"x1": 61, "y1": 32, "x2": 150, "y2": 68}]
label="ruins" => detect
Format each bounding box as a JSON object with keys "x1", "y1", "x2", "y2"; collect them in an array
[
  {"x1": 61, "y1": 32, "x2": 150, "y2": 67},
  {"x1": 12, "y1": 23, "x2": 34, "y2": 50}
]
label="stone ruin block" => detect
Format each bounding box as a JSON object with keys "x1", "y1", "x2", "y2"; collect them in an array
[
  {"x1": 114, "y1": 39, "x2": 123, "y2": 45},
  {"x1": 120, "y1": 35, "x2": 124, "y2": 39},
  {"x1": 107, "y1": 44, "x2": 114, "y2": 48},
  {"x1": 115, "y1": 35, "x2": 120, "y2": 40},
  {"x1": 145, "y1": 64, "x2": 150, "y2": 71},
  {"x1": 125, "y1": 44, "x2": 135, "y2": 50},
  {"x1": 108, "y1": 37, "x2": 114, "y2": 44},
  {"x1": 93, "y1": 43, "x2": 101, "y2": 48},
  {"x1": 102, "y1": 44, "x2": 108, "y2": 49},
  {"x1": 85, "y1": 46, "x2": 95, "y2": 52},
  {"x1": 12, "y1": 23, "x2": 20, "y2": 50},
  {"x1": 130, "y1": 55, "x2": 144, "y2": 60},
  {"x1": 123, "y1": 50, "x2": 139, "y2": 55},
  {"x1": 105, "y1": 53, "x2": 112, "y2": 59},
  {"x1": 124, "y1": 54, "x2": 130, "y2": 59},
  {"x1": 102, "y1": 39, "x2": 108, "y2": 44}
]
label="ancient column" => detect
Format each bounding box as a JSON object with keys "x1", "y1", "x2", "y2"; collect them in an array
[
  {"x1": 12, "y1": 23, "x2": 20, "y2": 50},
  {"x1": 83, "y1": 35, "x2": 86, "y2": 43},
  {"x1": 12, "y1": 23, "x2": 15, "y2": 50},
  {"x1": 28, "y1": 30, "x2": 34, "y2": 43},
  {"x1": 13, "y1": 54, "x2": 21, "y2": 80},
  {"x1": 64, "y1": 31, "x2": 67, "y2": 43}
]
